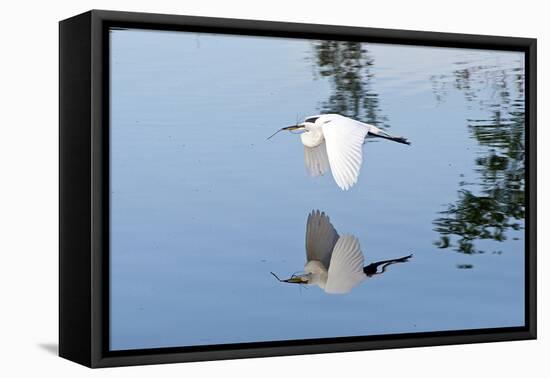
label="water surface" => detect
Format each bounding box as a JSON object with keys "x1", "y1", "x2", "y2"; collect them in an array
[{"x1": 109, "y1": 29, "x2": 525, "y2": 350}]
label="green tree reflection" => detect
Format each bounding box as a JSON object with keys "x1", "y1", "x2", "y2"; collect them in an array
[
  {"x1": 431, "y1": 64, "x2": 525, "y2": 254},
  {"x1": 311, "y1": 41, "x2": 388, "y2": 126}
]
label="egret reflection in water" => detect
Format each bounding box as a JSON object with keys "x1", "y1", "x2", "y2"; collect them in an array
[
  {"x1": 271, "y1": 210, "x2": 412, "y2": 294},
  {"x1": 268, "y1": 114, "x2": 410, "y2": 190}
]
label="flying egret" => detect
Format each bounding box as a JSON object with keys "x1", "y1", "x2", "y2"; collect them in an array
[
  {"x1": 271, "y1": 210, "x2": 412, "y2": 294},
  {"x1": 268, "y1": 114, "x2": 410, "y2": 190}
]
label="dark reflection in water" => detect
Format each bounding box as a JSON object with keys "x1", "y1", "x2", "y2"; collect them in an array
[
  {"x1": 431, "y1": 62, "x2": 525, "y2": 255},
  {"x1": 311, "y1": 41, "x2": 388, "y2": 126},
  {"x1": 272, "y1": 210, "x2": 412, "y2": 294}
]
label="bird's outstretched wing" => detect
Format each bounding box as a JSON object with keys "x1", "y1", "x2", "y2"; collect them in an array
[
  {"x1": 306, "y1": 210, "x2": 339, "y2": 269},
  {"x1": 322, "y1": 118, "x2": 369, "y2": 190},
  {"x1": 325, "y1": 234, "x2": 365, "y2": 294},
  {"x1": 304, "y1": 142, "x2": 330, "y2": 177}
]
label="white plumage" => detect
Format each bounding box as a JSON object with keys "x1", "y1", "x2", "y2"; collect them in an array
[
  {"x1": 303, "y1": 210, "x2": 366, "y2": 294},
  {"x1": 272, "y1": 114, "x2": 410, "y2": 190}
]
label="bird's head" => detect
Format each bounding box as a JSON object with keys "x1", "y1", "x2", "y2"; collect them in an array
[
  {"x1": 266, "y1": 123, "x2": 305, "y2": 140},
  {"x1": 284, "y1": 273, "x2": 310, "y2": 284},
  {"x1": 270, "y1": 272, "x2": 310, "y2": 284},
  {"x1": 266, "y1": 115, "x2": 326, "y2": 140}
]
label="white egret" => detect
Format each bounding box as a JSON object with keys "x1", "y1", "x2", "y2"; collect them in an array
[
  {"x1": 268, "y1": 114, "x2": 410, "y2": 190},
  {"x1": 271, "y1": 210, "x2": 412, "y2": 294}
]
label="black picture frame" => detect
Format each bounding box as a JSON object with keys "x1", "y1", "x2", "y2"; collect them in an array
[{"x1": 59, "y1": 9, "x2": 537, "y2": 368}]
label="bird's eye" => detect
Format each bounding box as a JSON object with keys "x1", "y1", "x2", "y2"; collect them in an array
[{"x1": 304, "y1": 117, "x2": 319, "y2": 123}]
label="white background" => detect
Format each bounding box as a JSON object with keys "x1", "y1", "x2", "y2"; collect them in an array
[{"x1": 0, "y1": 0, "x2": 546, "y2": 376}]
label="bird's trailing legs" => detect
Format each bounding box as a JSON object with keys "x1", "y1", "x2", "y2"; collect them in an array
[
  {"x1": 367, "y1": 125, "x2": 411, "y2": 145},
  {"x1": 363, "y1": 254, "x2": 413, "y2": 277}
]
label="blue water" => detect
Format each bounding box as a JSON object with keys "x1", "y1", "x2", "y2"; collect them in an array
[{"x1": 109, "y1": 29, "x2": 525, "y2": 350}]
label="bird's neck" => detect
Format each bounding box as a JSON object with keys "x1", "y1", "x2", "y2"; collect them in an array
[
  {"x1": 304, "y1": 260, "x2": 328, "y2": 287},
  {"x1": 300, "y1": 127, "x2": 324, "y2": 148}
]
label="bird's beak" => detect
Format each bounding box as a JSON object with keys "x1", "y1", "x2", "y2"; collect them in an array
[{"x1": 266, "y1": 124, "x2": 305, "y2": 140}]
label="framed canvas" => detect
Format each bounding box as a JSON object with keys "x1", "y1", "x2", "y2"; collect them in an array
[{"x1": 59, "y1": 10, "x2": 536, "y2": 368}]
